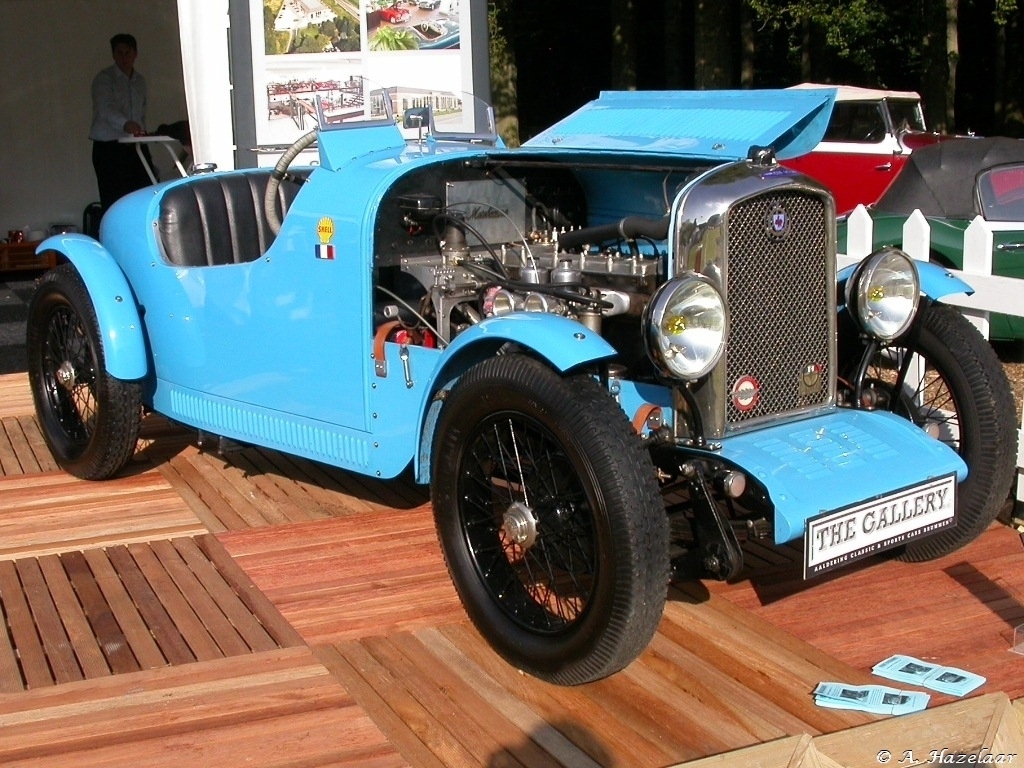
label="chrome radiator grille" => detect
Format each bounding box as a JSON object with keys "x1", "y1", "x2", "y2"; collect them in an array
[{"x1": 723, "y1": 192, "x2": 832, "y2": 426}]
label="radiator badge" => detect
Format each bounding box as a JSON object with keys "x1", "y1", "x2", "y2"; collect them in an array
[
  {"x1": 765, "y1": 202, "x2": 789, "y2": 240},
  {"x1": 799, "y1": 363, "x2": 823, "y2": 397},
  {"x1": 731, "y1": 375, "x2": 761, "y2": 412}
]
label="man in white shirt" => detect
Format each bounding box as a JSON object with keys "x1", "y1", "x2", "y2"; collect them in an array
[{"x1": 89, "y1": 33, "x2": 151, "y2": 217}]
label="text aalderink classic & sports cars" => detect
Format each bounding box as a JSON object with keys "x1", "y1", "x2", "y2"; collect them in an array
[{"x1": 28, "y1": 86, "x2": 1016, "y2": 685}]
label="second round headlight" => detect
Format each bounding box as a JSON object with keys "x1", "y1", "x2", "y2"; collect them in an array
[
  {"x1": 847, "y1": 247, "x2": 920, "y2": 340},
  {"x1": 644, "y1": 275, "x2": 727, "y2": 380}
]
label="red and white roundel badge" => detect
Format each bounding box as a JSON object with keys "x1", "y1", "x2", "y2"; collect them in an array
[{"x1": 731, "y1": 375, "x2": 761, "y2": 412}]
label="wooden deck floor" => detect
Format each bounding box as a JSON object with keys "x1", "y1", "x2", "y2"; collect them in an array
[{"x1": 1, "y1": 372, "x2": 1022, "y2": 766}]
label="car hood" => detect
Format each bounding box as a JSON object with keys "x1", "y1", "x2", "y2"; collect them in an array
[{"x1": 522, "y1": 88, "x2": 836, "y2": 161}]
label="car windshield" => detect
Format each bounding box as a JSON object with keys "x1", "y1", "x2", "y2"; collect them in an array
[
  {"x1": 978, "y1": 164, "x2": 1024, "y2": 221},
  {"x1": 316, "y1": 82, "x2": 497, "y2": 144},
  {"x1": 886, "y1": 99, "x2": 926, "y2": 133}
]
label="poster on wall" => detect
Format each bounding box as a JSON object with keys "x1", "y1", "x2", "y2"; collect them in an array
[{"x1": 251, "y1": 0, "x2": 473, "y2": 152}]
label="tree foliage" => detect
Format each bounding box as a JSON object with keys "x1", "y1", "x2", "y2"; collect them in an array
[{"x1": 496, "y1": 0, "x2": 1022, "y2": 140}]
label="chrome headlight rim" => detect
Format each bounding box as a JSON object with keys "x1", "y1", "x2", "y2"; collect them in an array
[
  {"x1": 846, "y1": 247, "x2": 920, "y2": 341},
  {"x1": 644, "y1": 274, "x2": 727, "y2": 381}
]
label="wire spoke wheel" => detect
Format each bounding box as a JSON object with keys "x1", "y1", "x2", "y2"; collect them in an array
[
  {"x1": 863, "y1": 344, "x2": 962, "y2": 451},
  {"x1": 844, "y1": 303, "x2": 1016, "y2": 561},
  {"x1": 39, "y1": 304, "x2": 100, "y2": 449},
  {"x1": 27, "y1": 265, "x2": 142, "y2": 480},
  {"x1": 432, "y1": 354, "x2": 668, "y2": 685},
  {"x1": 460, "y1": 413, "x2": 597, "y2": 633}
]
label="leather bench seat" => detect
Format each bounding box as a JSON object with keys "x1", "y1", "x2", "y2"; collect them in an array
[{"x1": 158, "y1": 170, "x2": 308, "y2": 268}]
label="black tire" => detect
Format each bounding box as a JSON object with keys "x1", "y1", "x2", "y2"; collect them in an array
[
  {"x1": 26, "y1": 265, "x2": 142, "y2": 480},
  {"x1": 856, "y1": 303, "x2": 1017, "y2": 561},
  {"x1": 431, "y1": 354, "x2": 669, "y2": 685}
]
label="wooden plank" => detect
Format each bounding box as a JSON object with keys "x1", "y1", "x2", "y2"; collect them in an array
[
  {"x1": 148, "y1": 539, "x2": 250, "y2": 658},
  {"x1": 223, "y1": 449, "x2": 315, "y2": 525},
  {"x1": 360, "y1": 634, "x2": 531, "y2": 768},
  {"x1": 0, "y1": 648, "x2": 355, "y2": 764},
  {"x1": 126, "y1": 542, "x2": 223, "y2": 662},
  {"x1": 82, "y1": 548, "x2": 167, "y2": 670},
  {"x1": 0, "y1": 559, "x2": 51, "y2": 688},
  {"x1": 16, "y1": 415, "x2": 60, "y2": 473},
  {"x1": 0, "y1": 594, "x2": 23, "y2": 692},
  {"x1": 16, "y1": 557, "x2": 84, "y2": 684},
  {"x1": 263, "y1": 452, "x2": 386, "y2": 517},
  {"x1": 639, "y1": 629, "x2": 814, "y2": 741},
  {"x1": 0, "y1": 470, "x2": 206, "y2": 560},
  {"x1": 162, "y1": 450, "x2": 262, "y2": 531},
  {"x1": 170, "y1": 537, "x2": 278, "y2": 653},
  {"x1": 415, "y1": 626, "x2": 616, "y2": 768},
  {"x1": 36, "y1": 554, "x2": 110, "y2": 679},
  {"x1": 15, "y1": 709, "x2": 407, "y2": 768},
  {"x1": 0, "y1": 373, "x2": 35, "y2": 417},
  {"x1": 316, "y1": 644, "x2": 444, "y2": 768},
  {"x1": 2, "y1": 416, "x2": 43, "y2": 475},
  {"x1": 194, "y1": 534, "x2": 305, "y2": 648},
  {"x1": 200, "y1": 449, "x2": 299, "y2": 527},
  {"x1": 60, "y1": 550, "x2": 140, "y2": 675},
  {"x1": 432, "y1": 622, "x2": 682, "y2": 767},
  {"x1": 0, "y1": 418, "x2": 22, "y2": 475},
  {"x1": 105, "y1": 545, "x2": 193, "y2": 666},
  {"x1": 385, "y1": 632, "x2": 568, "y2": 768},
  {"x1": 660, "y1": 585, "x2": 875, "y2": 733},
  {"x1": 331, "y1": 640, "x2": 480, "y2": 767}
]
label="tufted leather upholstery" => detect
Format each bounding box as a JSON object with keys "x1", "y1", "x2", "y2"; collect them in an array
[{"x1": 157, "y1": 171, "x2": 308, "y2": 267}]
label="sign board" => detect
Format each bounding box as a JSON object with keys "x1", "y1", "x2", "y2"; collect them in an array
[{"x1": 176, "y1": 0, "x2": 487, "y2": 170}]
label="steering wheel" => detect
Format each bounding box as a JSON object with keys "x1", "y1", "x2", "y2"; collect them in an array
[{"x1": 264, "y1": 129, "x2": 318, "y2": 235}]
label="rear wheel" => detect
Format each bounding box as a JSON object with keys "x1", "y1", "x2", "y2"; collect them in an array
[
  {"x1": 846, "y1": 303, "x2": 1016, "y2": 560},
  {"x1": 26, "y1": 265, "x2": 142, "y2": 479},
  {"x1": 431, "y1": 354, "x2": 669, "y2": 685}
]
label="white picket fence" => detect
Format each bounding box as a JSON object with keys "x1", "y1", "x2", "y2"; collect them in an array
[{"x1": 842, "y1": 205, "x2": 1024, "y2": 521}]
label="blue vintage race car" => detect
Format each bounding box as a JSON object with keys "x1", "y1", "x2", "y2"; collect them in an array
[{"x1": 28, "y1": 86, "x2": 1016, "y2": 685}]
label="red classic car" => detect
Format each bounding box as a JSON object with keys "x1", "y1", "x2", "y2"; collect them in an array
[
  {"x1": 379, "y1": 4, "x2": 410, "y2": 23},
  {"x1": 781, "y1": 83, "x2": 944, "y2": 215}
]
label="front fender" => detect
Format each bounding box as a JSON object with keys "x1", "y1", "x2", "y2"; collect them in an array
[
  {"x1": 413, "y1": 313, "x2": 618, "y2": 482},
  {"x1": 838, "y1": 259, "x2": 975, "y2": 302},
  {"x1": 441, "y1": 313, "x2": 617, "y2": 372},
  {"x1": 38, "y1": 235, "x2": 148, "y2": 380}
]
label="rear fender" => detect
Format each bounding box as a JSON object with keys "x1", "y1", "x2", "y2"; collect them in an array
[
  {"x1": 38, "y1": 235, "x2": 148, "y2": 380},
  {"x1": 413, "y1": 313, "x2": 618, "y2": 482}
]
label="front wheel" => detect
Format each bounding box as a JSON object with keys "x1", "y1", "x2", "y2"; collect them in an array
[
  {"x1": 841, "y1": 302, "x2": 1017, "y2": 561},
  {"x1": 431, "y1": 355, "x2": 669, "y2": 685},
  {"x1": 26, "y1": 265, "x2": 142, "y2": 480}
]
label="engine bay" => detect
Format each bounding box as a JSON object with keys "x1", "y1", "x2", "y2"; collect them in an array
[{"x1": 372, "y1": 157, "x2": 706, "y2": 352}]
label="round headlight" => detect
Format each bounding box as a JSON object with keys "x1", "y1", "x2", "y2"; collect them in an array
[
  {"x1": 847, "y1": 247, "x2": 920, "y2": 340},
  {"x1": 644, "y1": 275, "x2": 726, "y2": 380}
]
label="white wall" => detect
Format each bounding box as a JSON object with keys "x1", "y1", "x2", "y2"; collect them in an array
[{"x1": 0, "y1": 0, "x2": 187, "y2": 236}]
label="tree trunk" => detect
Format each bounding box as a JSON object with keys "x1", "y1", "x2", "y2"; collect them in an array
[
  {"x1": 945, "y1": 0, "x2": 958, "y2": 131},
  {"x1": 664, "y1": 0, "x2": 687, "y2": 88},
  {"x1": 921, "y1": 0, "x2": 949, "y2": 133},
  {"x1": 739, "y1": 1, "x2": 754, "y2": 87},
  {"x1": 992, "y1": 15, "x2": 1006, "y2": 134},
  {"x1": 610, "y1": 0, "x2": 637, "y2": 89},
  {"x1": 694, "y1": 0, "x2": 735, "y2": 87}
]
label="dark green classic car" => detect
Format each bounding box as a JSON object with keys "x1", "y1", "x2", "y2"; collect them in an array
[{"x1": 838, "y1": 136, "x2": 1024, "y2": 339}]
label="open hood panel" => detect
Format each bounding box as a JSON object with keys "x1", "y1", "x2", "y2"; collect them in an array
[{"x1": 523, "y1": 88, "x2": 836, "y2": 161}]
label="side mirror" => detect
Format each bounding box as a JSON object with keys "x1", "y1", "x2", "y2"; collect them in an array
[{"x1": 403, "y1": 107, "x2": 431, "y2": 130}]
